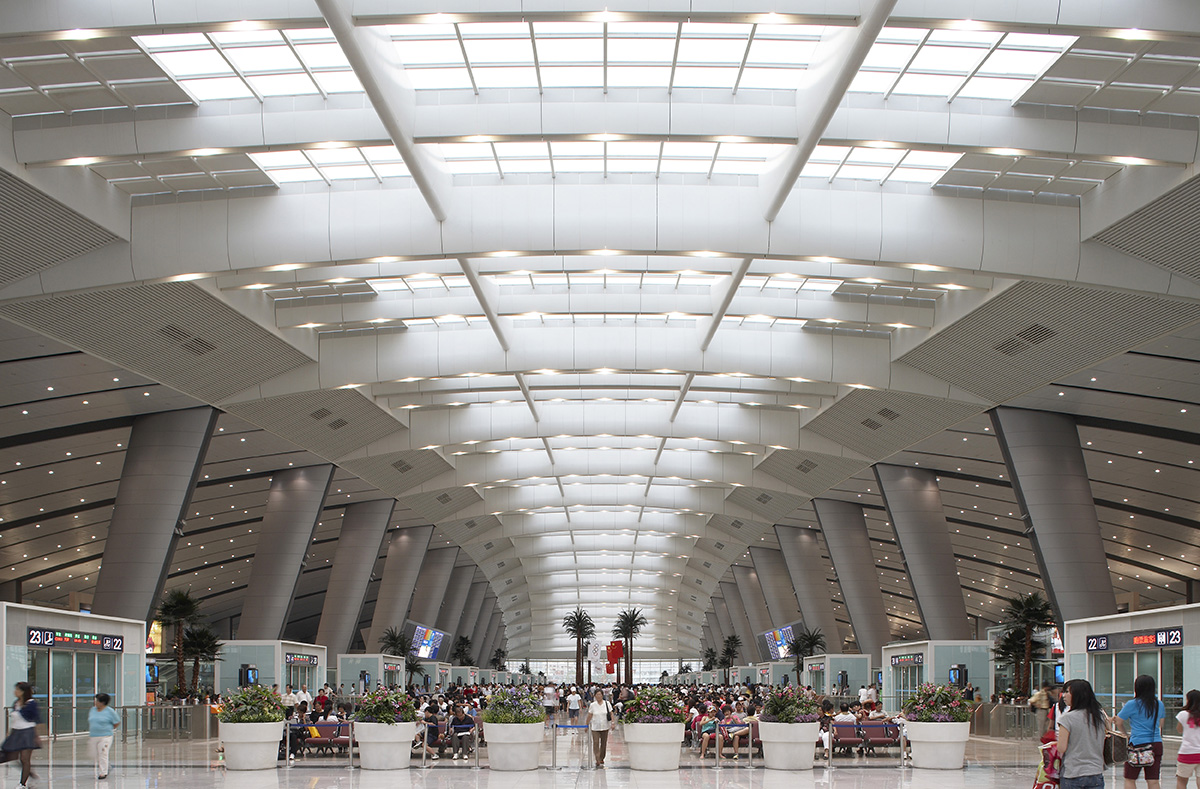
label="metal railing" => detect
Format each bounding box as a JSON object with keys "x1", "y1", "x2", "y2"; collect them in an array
[{"x1": 40, "y1": 704, "x2": 214, "y2": 742}]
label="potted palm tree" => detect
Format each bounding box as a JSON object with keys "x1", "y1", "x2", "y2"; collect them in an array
[
  {"x1": 378, "y1": 627, "x2": 425, "y2": 687},
  {"x1": 480, "y1": 686, "x2": 545, "y2": 770},
  {"x1": 182, "y1": 625, "x2": 221, "y2": 695},
  {"x1": 354, "y1": 688, "x2": 418, "y2": 769},
  {"x1": 612, "y1": 608, "x2": 647, "y2": 684},
  {"x1": 157, "y1": 589, "x2": 202, "y2": 697},
  {"x1": 758, "y1": 686, "x2": 822, "y2": 770},
  {"x1": 218, "y1": 685, "x2": 286, "y2": 770},
  {"x1": 622, "y1": 687, "x2": 689, "y2": 770},
  {"x1": 702, "y1": 647, "x2": 718, "y2": 673},
  {"x1": 1000, "y1": 592, "x2": 1054, "y2": 697},
  {"x1": 450, "y1": 636, "x2": 474, "y2": 666},
  {"x1": 562, "y1": 608, "x2": 595, "y2": 686},
  {"x1": 899, "y1": 683, "x2": 973, "y2": 769}
]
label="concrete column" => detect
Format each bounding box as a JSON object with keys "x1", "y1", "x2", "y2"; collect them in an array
[
  {"x1": 314, "y1": 499, "x2": 394, "y2": 655},
  {"x1": 406, "y1": 547, "x2": 459, "y2": 626},
  {"x1": 813, "y1": 499, "x2": 892, "y2": 661},
  {"x1": 453, "y1": 580, "x2": 488, "y2": 654},
  {"x1": 874, "y1": 465, "x2": 972, "y2": 640},
  {"x1": 706, "y1": 610, "x2": 726, "y2": 647},
  {"x1": 712, "y1": 595, "x2": 736, "y2": 648},
  {"x1": 732, "y1": 565, "x2": 773, "y2": 659},
  {"x1": 991, "y1": 408, "x2": 1117, "y2": 622},
  {"x1": 480, "y1": 608, "x2": 503, "y2": 667},
  {"x1": 237, "y1": 465, "x2": 336, "y2": 640},
  {"x1": 701, "y1": 625, "x2": 715, "y2": 656},
  {"x1": 435, "y1": 564, "x2": 476, "y2": 637},
  {"x1": 774, "y1": 525, "x2": 843, "y2": 646},
  {"x1": 92, "y1": 407, "x2": 217, "y2": 621},
  {"x1": 748, "y1": 547, "x2": 805, "y2": 628},
  {"x1": 366, "y1": 525, "x2": 434, "y2": 650},
  {"x1": 470, "y1": 592, "x2": 497, "y2": 663},
  {"x1": 719, "y1": 581, "x2": 758, "y2": 663}
]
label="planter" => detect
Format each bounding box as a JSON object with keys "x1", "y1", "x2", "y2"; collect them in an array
[
  {"x1": 221, "y1": 721, "x2": 284, "y2": 770},
  {"x1": 623, "y1": 722, "x2": 685, "y2": 771},
  {"x1": 484, "y1": 722, "x2": 544, "y2": 771},
  {"x1": 355, "y1": 721, "x2": 417, "y2": 770},
  {"x1": 904, "y1": 721, "x2": 971, "y2": 769},
  {"x1": 758, "y1": 721, "x2": 821, "y2": 770}
]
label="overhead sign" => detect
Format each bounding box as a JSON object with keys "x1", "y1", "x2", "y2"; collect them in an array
[
  {"x1": 890, "y1": 653, "x2": 924, "y2": 667},
  {"x1": 764, "y1": 626, "x2": 794, "y2": 659},
  {"x1": 28, "y1": 628, "x2": 124, "y2": 652},
  {"x1": 285, "y1": 652, "x2": 319, "y2": 666},
  {"x1": 383, "y1": 662, "x2": 402, "y2": 673},
  {"x1": 1086, "y1": 627, "x2": 1183, "y2": 653},
  {"x1": 808, "y1": 663, "x2": 825, "y2": 672}
]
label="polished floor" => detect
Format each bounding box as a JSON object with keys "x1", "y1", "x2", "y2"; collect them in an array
[{"x1": 7, "y1": 728, "x2": 1179, "y2": 788}]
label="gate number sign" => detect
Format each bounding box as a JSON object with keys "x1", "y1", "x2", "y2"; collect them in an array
[
  {"x1": 1086, "y1": 627, "x2": 1182, "y2": 652},
  {"x1": 28, "y1": 628, "x2": 123, "y2": 652}
]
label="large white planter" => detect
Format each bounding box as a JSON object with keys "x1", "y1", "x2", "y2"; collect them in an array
[
  {"x1": 221, "y1": 721, "x2": 284, "y2": 770},
  {"x1": 355, "y1": 721, "x2": 417, "y2": 770},
  {"x1": 758, "y1": 721, "x2": 821, "y2": 770},
  {"x1": 484, "y1": 722, "x2": 544, "y2": 771},
  {"x1": 623, "y1": 722, "x2": 685, "y2": 771},
  {"x1": 904, "y1": 721, "x2": 971, "y2": 769}
]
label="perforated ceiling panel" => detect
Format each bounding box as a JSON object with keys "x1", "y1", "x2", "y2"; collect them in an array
[
  {"x1": 340, "y1": 449, "x2": 453, "y2": 497},
  {"x1": 0, "y1": 282, "x2": 312, "y2": 401},
  {"x1": 898, "y1": 281, "x2": 1200, "y2": 402},
  {"x1": 804, "y1": 389, "x2": 984, "y2": 458},
  {"x1": 1093, "y1": 175, "x2": 1200, "y2": 281},
  {"x1": 398, "y1": 485, "x2": 483, "y2": 522},
  {"x1": 708, "y1": 513, "x2": 772, "y2": 542},
  {"x1": 224, "y1": 389, "x2": 403, "y2": 460},
  {"x1": 757, "y1": 448, "x2": 871, "y2": 496},
  {"x1": 0, "y1": 171, "x2": 118, "y2": 287},
  {"x1": 725, "y1": 485, "x2": 807, "y2": 523}
]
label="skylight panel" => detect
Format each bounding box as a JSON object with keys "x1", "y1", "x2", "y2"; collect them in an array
[
  {"x1": 1003, "y1": 32, "x2": 1078, "y2": 50},
  {"x1": 902, "y1": 150, "x2": 963, "y2": 168},
  {"x1": 746, "y1": 38, "x2": 819, "y2": 67},
  {"x1": 927, "y1": 29, "x2": 1004, "y2": 47},
  {"x1": 269, "y1": 167, "x2": 324, "y2": 183},
  {"x1": 251, "y1": 151, "x2": 310, "y2": 168},
  {"x1": 153, "y1": 50, "x2": 233, "y2": 77},
  {"x1": 659, "y1": 158, "x2": 713, "y2": 174},
  {"x1": 737, "y1": 69, "x2": 805, "y2": 90},
  {"x1": 495, "y1": 142, "x2": 552, "y2": 158},
  {"x1": 846, "y1": 147, "x2": 905, "y2": 166},
  {"x1": 891, "y1": 72, "x2": 964, "y2": 96},
  {"x1": 322, "y1": 164, "x2": 375, "y2": 180},
  {"x1": 502, "y1": 158, "x2": 554, "y2": 173},
  {"x1": 956, "y1": 76, "x2": 1029, "y2": 100},
  {"x1": 979, "y1": 48, "x2": 1060, "y2": 78},
  {"x1": 472, "y1": 66, "x2": 538, "y2": 89},
  {"x1": 607, "y1": 142, "x2": 662, "y2": 158},
  {"x1": 306, "y1": 148, "x2": 363, "y2": 165},
  {"x1": 405, "y1": 69, "x2": 473, "y2": 90},
  {"x1": 606, "y1": 159, "x2": 660, "y2": 173},
  {"x1": 249, "y1": 73, "x2": 319, "y2": 96},
  {"x1": 710, "y1": 158, "x2": 768, "y2": 175},
  {"x1": 534, "y1": 36, "x2": 603, "y2": 64},
  {"x1": 285, "y1": 28, "x2": 337, "y2": 42},
  {"x1": 606, "y1": 37, "x2": 676, "y2": 64},
  {"x1": 313, "y1": 71, "x2": 363, "y2": 93},
  {"x1": 551, "y1": 141, "x2": 603, "y2": 157},
  {"x1": 607, "y1": 67, "x2": 671, "y2": 87},
  {"x1": 395, "y1": 39, "x2": 466, "y2": 66},
  {"x1": 662, "y1": 142, "x2": 718, "y2": 158},
  {"x1": 462, "y1": 37, "x2": 534, "y2": 65},
  {"x1": 801, "y1": 279, "x2": 841, "y2": 291},
  {"x1": 838, "y1": 164, "x2": 895, "y2": 180},
  {"x1": 554, "y1": 158, "x2": 606, "y2": 173},
  {"x1": 138, "y1": 33, "x2": 209, "y2": 49},
  {"x1": 373, "y1": 163, "x2": 410, "y2": 177},
  {"x1": 864, "y1": 42, "x2": 919, "y2": 70},
  {"x1": 672, "y1": 67, "x2": 738, "y2": 88},
  {"x1": 910, "y1": 45, "x2": 985, "y2": 73},
  {"x1": 610, "y1": 22, "x2": 680, "y2": 36},
  {"x1": 444, "y1": 159, "x2": 500, "y2": 175},
  {"x1": 180, "y1": 77, "x2": 255, "y2": 100},
  {"x1": 294, "y1": 42, "x2": 352, "y2": 69},
  {"x1": 225, "y1": 45, "x2": 304, "y2": 74},
  {"x1": 676, "y1": 37, "x2": 748, "y2": 65},
  {"x1": 439, "y1": 143, "x2": 491, "y2": 158},
  {"x1": 362, "y1": 145, "x2": 403, "y2": 163},
  {"x1": 810, "y1": 145, "x2": 851, "y2": 163},
  {"x1": 878, "y1": 27, "x2": 929, "y2": 44},
  {"x1": 210, "y1": 30, "x2": 283, "y2": 46},
  {"x1": 682, "y1": 22, "x2": 752, "y2": 38},
  {"x1": 540, "y1": 67, "x2": 604, "y2": 88},
  {"x1": 848, "y1": 71, "x2": 895, "y2": 92},
  {"x1": 800, "y1": 162, "x2": 839, "y2": 178}
]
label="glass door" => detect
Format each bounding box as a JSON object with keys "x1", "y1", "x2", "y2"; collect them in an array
[
  {"x1": 27, "y1": 649, "x2": 49, "y2": 724},
  {"x1": 50, "y1": 651, "x2": 73, "y2": 735},
  {"x1": 75, "y1": 653, "x2": 96, "y2": 733}
]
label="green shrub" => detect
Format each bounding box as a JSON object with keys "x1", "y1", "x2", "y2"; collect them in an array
[
  {"x1": 354, "y1": 687, "x2": 417, "y2": 724},
  {"x1": 481, "y1": 687, "x2": 545, "y2": 724},
  {"x1": 218, "y1": 685, "x2": 285, "y2": 723}
]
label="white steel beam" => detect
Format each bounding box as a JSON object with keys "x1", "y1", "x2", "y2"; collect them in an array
[
  {"x1": 314, "y1": 0, "x2": 451, "y2": 221},
  {"x1": 761, "y1": 0, "x2": 899, "y2": 221}
]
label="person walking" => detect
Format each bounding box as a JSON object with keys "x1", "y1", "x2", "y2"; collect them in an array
[
  {"x1": 1031, "y1": 683, "x2": 1056, "y2": 739},
  {"x1": 1116, "y1": 675, "x2": 1166, "y2": 789},
  {"x1": 88, "y1": 693, "x2": 120, "y2": 779},
  {"x1": 1057, "y1": 679, "x2": 1109, "y2": 789},
  {"x1": 0, "y1": 682, "x2": 40, "y2": 789},
  {"x1": 584, "y1": 688, "x2": 612, "y2": 768},
  {"x1": 1176, "y1": 689, "x2": 1200, "y2": 789}
]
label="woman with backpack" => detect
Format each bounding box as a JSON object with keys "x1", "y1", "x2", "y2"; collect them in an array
[{"x1": 1116, "y1": 674, "x2": 1166, "y2": 789}]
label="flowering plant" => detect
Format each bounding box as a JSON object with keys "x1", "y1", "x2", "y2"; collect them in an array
[
  {"x1": 354, "y1": 687, "x2": 416, "y2": 724},
  {"x1": 758, "y1": 686, "x2": 821, "y2": 723},
  {"x1": 901, "y1": 683, "x2": 972, "y2": 723},
  {"x1": 621, "y1": 687, "x2": 689, "y2": 724},
  {"x1": 218, "y1": 685, "x2": 285, "y2": 723},
  {"x1": 481, "y1": 687, "x2": 545, "y2": 724}
]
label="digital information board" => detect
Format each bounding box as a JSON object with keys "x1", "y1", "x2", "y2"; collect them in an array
[
  {"x1": 413, "y1": 626, "x2": 446, "y2": 659},
  {"x1": 764, "y1": 626, "x2": 794, "y2": 659},
  {"x1": 1086, "y1": 627, "x2": 1183, "y2": 653},
  {"x1": 890, "y1": 653, "x2": 924, "y2": 667},
  {"x1": 284, "y1": 652, "x2": 319, "y2": 666},
  {"x1": 28, "y1": 628, "x2": 124, "y2": 652}
]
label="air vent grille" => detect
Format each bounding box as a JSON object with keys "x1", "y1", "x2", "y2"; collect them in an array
[
  {"x1": 714, "y1": 542, "x2": 725, "y2": 550},
  {"x1": 327, "y1": 418, "x2": 348, "y2": 430},
  {"x1": 878, "y1": 408, "x2": 900, "y2": 421},
  {"x1": 484, "y1": 541, "x2": 494, "y2": 550},
  {"x1": 796, "y1": 459, "x2": 818, "y2": 473},
  {"x1": 730, "y1": 520, "x2": 743, "y2": 529},
  {"x1": 465, "y1": 519, "x2": 477, "y2": 529},
  {"x1": 391, "y1": 459, "x2": 413, "y2": 473},
  {"x1": 806, "y1": 388, "x2": 983, "y2": 458},
  {"x1": 861, "y1": 418, "x2": 883, "y2": 430},
  {"x1": 310, "y1": 408, "x2": 332, "y2": 421},
  {"x1": 755, "y1": 493, "x2": 772, "y2": 504},
  {"x1": 436, "y1": 493, "x2": 453, "y2": 504}
]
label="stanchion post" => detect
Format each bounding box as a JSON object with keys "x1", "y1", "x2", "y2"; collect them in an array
[
  {"x1": 474, "y1": 724, "x2": 481, "y2": 770},
  {"x1": 551, "y1": 720, "x2": 557, "y2": 770},
  {"x1": 347, "y1": 720, "x2": 355, "y2": 771},
  {"x1": 422, "y1": 722, "x2": 428, "y2": 769},
  {"x1": 284, "y1": 721, "x2": 291, "y2": 770}
]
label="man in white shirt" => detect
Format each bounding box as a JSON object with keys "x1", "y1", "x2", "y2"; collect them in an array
[
  {"x1": 584, "y1": 689, "x2": 612, "y2": 767},
  {"x1": 295, "y1": 685, "x2": 313, "y2": 706},
  {"x1": 567, "y1": 688, "x2": 582, "y2": 724},
  {"x1": 281, "y1": 685, "x2": 298, "y2": 710},
  {"x1": 542, "y1": 685, "x2": 558, "y2": 724},
  {"x1": 858, "y1": 685, "x2": 870, "y2": 704}
]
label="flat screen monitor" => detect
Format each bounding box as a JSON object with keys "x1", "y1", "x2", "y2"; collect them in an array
[
  {"x1": 763, "y1": 626, "x2": 795, "y2": 660},
  {"x1": 145, "y1": 664, "x2": 159, "y2": 685},
  {"x1": 1054, "y1": 664, "x2": 1065, "y2": 685},
  {"x1": 411, "y1": 624, "x2": 447, "y2": 660}
]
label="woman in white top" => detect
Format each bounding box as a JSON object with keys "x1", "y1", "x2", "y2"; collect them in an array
[
  {"x1": 1177, "y1": 689, "x2": 1200, "y2": 788},
  {"x1": 584, "y1": 689, "x2": 612, "y2": 767}
]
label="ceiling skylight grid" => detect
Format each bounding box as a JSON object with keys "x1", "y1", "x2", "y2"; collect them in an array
[{"x1": 135, "y1": 29, "x2": 362, "y2": 101}]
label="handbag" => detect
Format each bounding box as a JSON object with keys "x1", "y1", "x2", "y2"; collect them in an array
[
  {"x1": 1127, "y1": 743, "x2": 1155, "y2": 767},
  {"x1": 605, "y1": 703, "x2": 612, "y2": 723}
]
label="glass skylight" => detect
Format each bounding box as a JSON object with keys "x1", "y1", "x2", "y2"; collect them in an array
[
  {"x1": 249, "y1": 145, "x2": 408, "y2": 184},
  {"x1": 136, "y1": 29, "x2": 362, "y2": 101},
  {"x1": 849, "y1": 28, "x2": 1077, "y2": 101},
  {"x1": 801, "y1": 145, "x2": 963, "y2": 184},
  {"x1": 436, "y1": 140, "x2": 790, "y2": 177}
]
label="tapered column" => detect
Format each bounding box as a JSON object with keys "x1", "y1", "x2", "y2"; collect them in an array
[
  {"x1": 237, "y1": 465, "x2": 336, "y2": 640},
  {"x1": 874, "y1": 465, "x2": 972, "y2": 640},
  {"x1": 702, "y1": 625, "x2": 715, "y2": 655},
  {"x1": 706, "y1": 610, "x2": 727, "y2": 647},
  {"x1": 435, "y1": 564, "x2": 476, "y2": 637},
  {"x1": 813, "y1": 499, "x2": 892, "y2": 661},
  {"x1": 406, "y1": 547, "x2": 459, "y2": 626},
  {"x1": 774, "y1": 525, "x2": 843, "y2": 646},
  {"x1": 991, "y1": 408, "x2": 1117, "y2": 622},
  {"x1": 712, "y1": 595, "x2": 736, "y2": 648},
  {"x1": 315, "y1": 499, "x2": 394, "y2": 654},
  {"x1": 748, "y1": 547, "x2": 805, "y2": 628},
  {"x1": 732, "y1": 565, "x2": 773, "y2": 659},
  {"x1": 719, "y1": 581, "x2": 758, "y2": 663},
  {"x1": 367, "y1": 525, "x2": 434, "y2": 649},
  {"x1": 454, "y1": 581, "x2": 488, "y2": 655},
  {"x1": 92, "y1": 407, "x2": 217, "y2": 621},
  {"x1": 470, "y1": 592, "x2": 497, "y2": 663},
  {"x1": 480, "y1": 608, "x2": 503, "y2": 667}
]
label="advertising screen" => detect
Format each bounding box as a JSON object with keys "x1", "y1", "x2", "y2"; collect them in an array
[
  {"x1": 764, "y1": 626, "x2": 794, "y2": 660},
  {"x1": 412, "y1": 625, "x2": 447, "y2": 660}
]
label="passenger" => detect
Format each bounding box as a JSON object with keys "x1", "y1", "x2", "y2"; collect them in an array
[
  {"x1": 448, "y1": 705, "x2": 476, "y2": 759},
  {"x1": 1057, "y1": 679, "x2": 1108, "y2": 789},
  {"x1": 1175, "y1": 689, "x2": 1200, "y2": 789},
  {"x1": 1115, "y1": 675, "x2": 1165, "y2": 789},
  {"x1": 3, "y1": 680, "x2": 45, "y2": 789}
]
